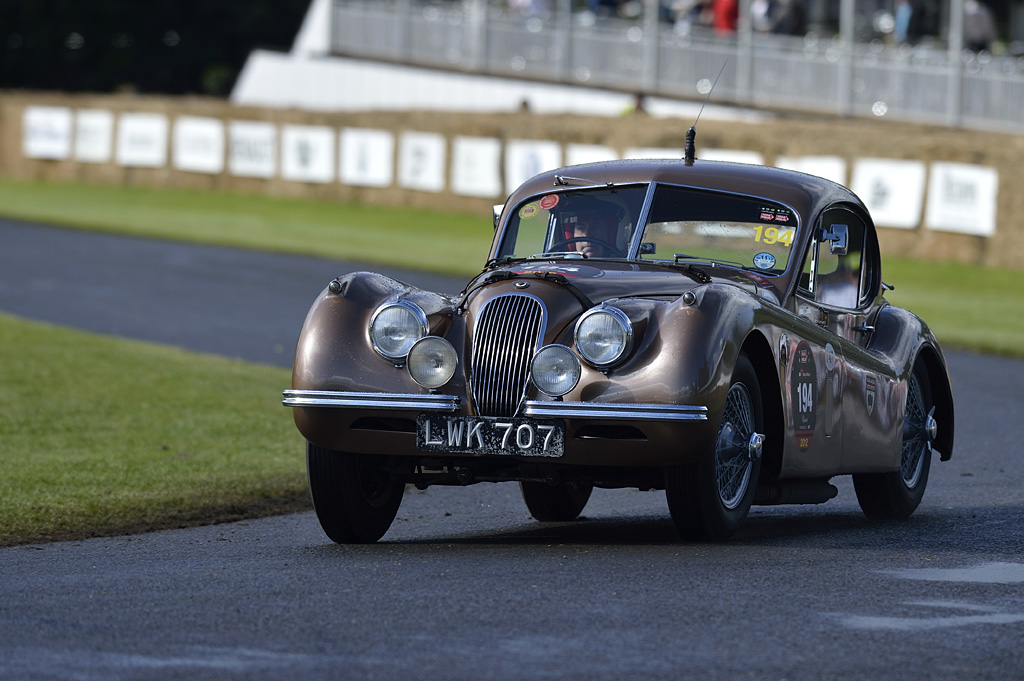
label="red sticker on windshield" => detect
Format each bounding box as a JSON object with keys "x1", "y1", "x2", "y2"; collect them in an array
[{"x1": 539, "y1": 194, "x2": 560, "y2": 210}]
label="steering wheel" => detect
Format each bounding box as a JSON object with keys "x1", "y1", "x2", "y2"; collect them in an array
[{"x1": 547, "y1": 236, "x2": 625, "y2": 258}]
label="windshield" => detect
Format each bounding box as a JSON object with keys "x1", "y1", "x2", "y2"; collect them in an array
[
  {"x1": 639, "y1": 184, "x2": 797, "y2": 274},
  {"x1": 497, "y1": 182, "x2": 798, "y2": 275},
  {"x1": 497, "y1": 185, "x2": 648, "y2": 260}
]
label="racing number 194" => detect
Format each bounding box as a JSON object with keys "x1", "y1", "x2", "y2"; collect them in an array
[{"x1": 797, "y1": 381, "x2": 814, "y2": 414}]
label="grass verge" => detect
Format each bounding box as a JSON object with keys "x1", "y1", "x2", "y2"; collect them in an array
[
  {"x1": 883, "y1": 258, "x2": 1024, "y2": 358},
  {"x1": 0, "y1": 312, "x2": 308, "y2": 547},
  {"x1": 0, "y1": 177, "x2": 492, "y2": 278}
]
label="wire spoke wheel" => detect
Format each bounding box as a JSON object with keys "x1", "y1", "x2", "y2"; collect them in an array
[
  {"x1": 716, "y1": 383, "x2": 756, "y2": 509},
  {"x1": 666, "y1": 353, "x2": 763, "y2": 541},
  {"x1": 900, "y1": 372, "x2": 929, "y2": 488},
  {"x1": 853, "y1": 359, "x2": 935, "y2": 520}
]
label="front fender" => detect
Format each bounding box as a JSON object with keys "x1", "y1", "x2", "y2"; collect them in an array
[{"x1": 290, "y1": 273, "x2": 461, "y2": 439}]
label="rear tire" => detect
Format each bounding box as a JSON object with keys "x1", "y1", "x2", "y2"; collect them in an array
[
  {"x1": 306, "y1": 442, "x2": 404, "y2": 543},
  {"x1": 666, "y1": 354, "x2": 764, "y2": 541},
  {"x1": 520, "y1": 481, "x2": 593, "y2": 521},
  {"x1": 853, "y1": 360, "x2": 934, "y2": 520}
]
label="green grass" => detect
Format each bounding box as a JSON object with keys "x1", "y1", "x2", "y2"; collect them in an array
[
  {"x1": 883, "y1": 258, "x2": 1024, "y2": 358},
  {"x1": 0, "y1": 177, "x2": 492, "y2": 278},
  {"x1": 0, "y1": 313, "x2": 307, "y2": 547}
]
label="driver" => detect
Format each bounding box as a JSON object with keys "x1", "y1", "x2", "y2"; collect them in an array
[{"x1": 561, "y1": 210, "x2": 618, "y2": 258}]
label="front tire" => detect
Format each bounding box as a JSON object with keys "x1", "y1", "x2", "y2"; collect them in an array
[
  {"x1": 520, "y1": 481, "x2": 593, "y2": 521},
  {"x1": 306, "y1": 442, "x2": 404, "y2": 543},
  {"x1": 666, "y1": 354, "x2": 764, "y2": 541},
  {"x1": 853, "y1": 360, "x2": 934, "y2": 520}
]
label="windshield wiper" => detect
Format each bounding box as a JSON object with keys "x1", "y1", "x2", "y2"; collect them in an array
[
  {"x1": 528, "y1": 252, "x2": 588, "y2": 260},
  {"x1": 553, "y1": 175, "x2": 615, "y2": 188},
  {"x1": 672, "y1": 253, "x2": 746, "y2": 269}
]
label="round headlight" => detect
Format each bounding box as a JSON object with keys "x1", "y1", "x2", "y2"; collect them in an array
[
  {"x1": 531, "y1": 345, "x2": 582, "y2": 397},
  {"x1": 574, "y1": 306, "x2": 632, "y2": 367},
  {"x1": 369, "y1": 301, "x2": 427, "y2": 361},
  {"x1": 407, "y1": 337, "x2": 458, "y2": 389}
]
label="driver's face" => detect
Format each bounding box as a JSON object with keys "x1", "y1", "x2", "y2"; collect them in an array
[{"x1": 574, "y1": 220, "x2": 605, "y2": 257}]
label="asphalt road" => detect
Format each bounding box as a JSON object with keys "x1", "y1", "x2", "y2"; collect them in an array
[{"x1": 2, "y1": 219, "x2": 1023, "y2": 680}]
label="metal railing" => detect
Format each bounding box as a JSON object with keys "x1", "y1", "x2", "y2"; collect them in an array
[{"x1": 330, "y1": 0, "x2": 1024, "y2": 134}]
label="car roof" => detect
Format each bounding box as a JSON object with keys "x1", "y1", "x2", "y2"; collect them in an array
[
  {"x1": 494, "y1": 158, "x2": 876, "y2": 304},
  {"x1": 504, "y1": 158, "x2": 866, "y2": 224}
]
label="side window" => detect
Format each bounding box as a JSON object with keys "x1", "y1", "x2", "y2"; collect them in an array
[{"x1": 815, "y1": 209, "x2": 866, "y2": 309}]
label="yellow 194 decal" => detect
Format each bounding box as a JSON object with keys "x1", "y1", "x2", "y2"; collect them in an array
[{"x1": 753, "y1": 225, "x2": 795, "y2": 247}]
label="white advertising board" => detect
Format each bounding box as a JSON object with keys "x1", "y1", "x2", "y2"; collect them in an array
[
  {"x1": 339, "y1": 128, "x2": 394, "y2": 187},
  {"x1": 850, "y1": 158, "x2": 926, "y2": 230},
  {"x1": 281, "y1": 125, "x2": 335, "y2": 183},
  {"x1": 504, "y1": 140, "x2": 562, "y2": 194},
  {"x1": 74, "y1": 109, "x2": 114, "y2": 163},
  {"x1": 398, "y1": 131, "x2": 446, "y2": 193},
  {"x1": 565, "y1": 144, "x2": 618, "y2": 166},
  {"x1": 702, "y1": 148, "x2": 765, "y2": 165},
  {"x1": 775, "y1": 155, "x2": 847, "y2": 186},
  {"x1": 451, "y1": 136, "x2": 502, "y2": 198},
  {"x1": 925, "y1": 162, "x2": 998, "y2": 237},
  {"x1": 173, "y1": 116, "x2": 225, "y2": 174},
  {"x1": 228, "y1": 121, "x2": 277, "y2": 179},
  {"x1": 116, "y1": 113, "x2": 169, "y2": 168},
  {"x1": 22, "y1": 106, "x2": 72, "y2": 159}
]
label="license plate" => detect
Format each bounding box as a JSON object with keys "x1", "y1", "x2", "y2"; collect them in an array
[{"x1": 416, "y1": 414, "x2": 564, "y2": 458}]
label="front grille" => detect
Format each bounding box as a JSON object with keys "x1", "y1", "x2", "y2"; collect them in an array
[{"x1": 471, "y1": 293, "x2": 546, "y2": 417}]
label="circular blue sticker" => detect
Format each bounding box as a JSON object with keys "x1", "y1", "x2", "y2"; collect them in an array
[{"x1": 753, "y1": 252, "x2": 776, "y2": 270}]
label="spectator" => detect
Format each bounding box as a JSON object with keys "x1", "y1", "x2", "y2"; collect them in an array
[
  {"x1": 894, "y1": 0, "x2": 914, "y2": 44},
  {"x1": 675, "y1": 0, "x2": 714, "y2": 33},
  {"x1": 770, "y1": 0, "x2": 806, "y2": 36},
  {"x1": 751, "y1": 0, "x2": 777, "y2": 32},
  {"x1": 712, "y1": 0, "x2": 738, "y2": 34},
  {"x1": 963, "y1": 0, "x2": 996, "y2": 52}
]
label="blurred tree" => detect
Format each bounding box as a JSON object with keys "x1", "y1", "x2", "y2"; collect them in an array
[{"x1": 0, "y1": 0, "x2": 311, "y2": 95}]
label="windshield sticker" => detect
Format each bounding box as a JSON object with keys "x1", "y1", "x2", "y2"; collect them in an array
[
  {"x1": 752, "y1": 225, "x2": 795, "y2": 247},
  {"x1": 790, "y1": 340, "x2": 817, "y2": 450},
  {"x1": 539, "y1": 194, "x2": 560, "y2": 210},
  {"x1": 759, "y1": 206, "x2": 793, "y2": 224},
  {"x1": 753, "y1": 252, "x2": 776, "y2": 270},
  {"x1": 518, "y1": 203, "x2": 540, "y2": 220}
]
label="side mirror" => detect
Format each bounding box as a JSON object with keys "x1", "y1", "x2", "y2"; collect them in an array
[
  {"x1": 492, "y1": 204, "x2": 504, "y2": 231},
  {"x1": 822, "y1": 224, "x2": 849, "y2": 256},
  {"x1": 639, "y1": 242, "x2": 657, "y2": 255}
]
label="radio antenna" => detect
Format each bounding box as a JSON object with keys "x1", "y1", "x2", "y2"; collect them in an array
[{"x1": 685, "y1": 59, "x2": 728, "y2": 166}]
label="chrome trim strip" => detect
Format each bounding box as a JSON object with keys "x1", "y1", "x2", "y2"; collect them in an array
[
  {"x1": 523, "y1": 401, "x2": 708, "y2": 421},
  {"x1": 282, "y1": 390, "x2": 460, "y2": 412}
]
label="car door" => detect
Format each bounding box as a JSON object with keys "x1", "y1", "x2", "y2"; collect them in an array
[
  {"x1": 780, "y1": 218, "x2": 848, "y2": 477},
  {"x1": 809, "y1": 206, "x2": 899, "y2": 472}
]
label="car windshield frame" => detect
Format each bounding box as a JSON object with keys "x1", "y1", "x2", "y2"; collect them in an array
[
  {"x1": 635, "y1": 182, "x2": 802, "y2": 277},
  {"x1": 495, "y1": 181, "x2": 803, "y2": 278},
  {"x1": 495, "y1": 183, "x2": 651, "y2": 262}
]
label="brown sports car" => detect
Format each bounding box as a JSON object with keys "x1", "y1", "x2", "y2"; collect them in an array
[{"x1": 285, "y1": 153, "x2": 954, "y2": 543}]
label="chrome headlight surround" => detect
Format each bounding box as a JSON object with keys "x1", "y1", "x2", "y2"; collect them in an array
[
  {"x1": 369, "y1": 300, "x2": 428, "y2": 361},
  {"x1": 574, "y1": 305, "x2": 633, "y2": 368},
  {"x1": 407, "y1": 336, "x2": 458, "y2": 389},
  {"x1": 531, "y1": 344, "x2": 582, "y2": 397}
]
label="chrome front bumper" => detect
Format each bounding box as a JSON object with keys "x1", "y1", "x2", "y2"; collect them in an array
[{"x1": 283, "y1": 390, "x2": 707, "y2": 422}]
